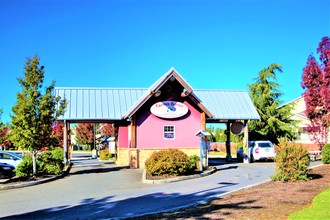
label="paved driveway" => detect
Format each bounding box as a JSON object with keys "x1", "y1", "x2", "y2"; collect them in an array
[{"x1": 0, "y1": 158, "x2": 276, "y2": 219}]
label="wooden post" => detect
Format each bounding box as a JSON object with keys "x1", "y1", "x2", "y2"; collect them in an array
[
  {"x1": 201, "y1": 112, "x2": 206, "y2": 130},
  {"x1": 129, "y1": 116, "x2": 137, "y2": 168},
  {"x1": 243, "y1": 120, "x2": 250, "y2": 163},
  {"x1": 67, "y1": 123, "x2": 71, "y2": 161},
  {"x1": 226, "y1": 122, "x2": 231, "y2": 161},
  {"x1": 63, "y1": 120, "x2": 68, "y2": 165},
  {"x1": 130, "y1": 115, "x2": 136, "y2": 148}
]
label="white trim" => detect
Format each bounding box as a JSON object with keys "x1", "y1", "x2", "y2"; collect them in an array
[{"x1": 164, "y1": 125, "x2": 175, "y2": 140}]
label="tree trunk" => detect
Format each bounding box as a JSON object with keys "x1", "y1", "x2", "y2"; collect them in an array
[{"x1": 32, "y1": 151, "x2": 37, "y2": 176}]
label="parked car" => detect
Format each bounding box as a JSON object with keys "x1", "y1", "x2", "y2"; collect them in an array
[
  {"x1": 236, "y1": 140, "x2": 276, "y2": 162},
  {"x1": 0, "y1": 163, "x2": 15, "y2": 178},
  {"x1": 0, "y1": 151, "x2": 23, "y2": 168}
]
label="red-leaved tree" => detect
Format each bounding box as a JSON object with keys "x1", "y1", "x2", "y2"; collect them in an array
[
  {"x1": 52, "y1": 122, "x2": 64, "y2": 147},
  {"x1": 75, "y1": 123, "x2": 95, "y2": 150},
  {"x1": 0, "y1": 109, "x2": 11, "y2": 150},
  {"x1": 301, "y1": 36, "x2": 330, "y2": 149},
  {"x1": 101, "y1": 123, "x2": 116, "y2": 137}
]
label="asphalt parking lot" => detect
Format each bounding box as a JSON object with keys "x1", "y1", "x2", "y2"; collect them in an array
[{"x1": 0, "y1": 157, "x2": 279, "y2": 219}]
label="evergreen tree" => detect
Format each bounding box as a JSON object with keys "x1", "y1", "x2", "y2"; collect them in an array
[
  {"x1": 248, "y1": 64, "x2": 296, "y2": 144},
  {"x1": 301, "y1": 36, "x2": 330, "y2": 148},
  {"x1": 9, "y1": 55, "x2": 66, "y2": 176}
]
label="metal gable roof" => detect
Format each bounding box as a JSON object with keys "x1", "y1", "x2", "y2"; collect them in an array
[
  {"x1": 55, "y1": 88, "x2": 260, "y2": 122},
  {"x1": 193, "y1": 89, "x2": 260, "y2": 120},
  {"x1": 55, "y1": 69, "x2": 260, "y2": 122},
  {"x1": 55, "y1": 87, "x2": 147, "y2": 121}
]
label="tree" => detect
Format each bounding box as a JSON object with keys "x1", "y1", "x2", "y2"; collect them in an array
[
  {"x1": 100, "y1": 123, "x2": 116, "y2": 137},
  {"x1": 0, "y1": 109, "x2": 9, "y2": 149},
  {"x1": 248, "y1": 63, "x2": 297, "y2": 144},
  {"x1": 51, "y1": 122, "x2": 64, "y2": 148},
  {"x1": 75, "y1": 123, "x2": 96, "y2": 150},
  {"x1": 207, "y1": 126, "x2": 241, "y2": 143},
  {"x1": 301, "y1": 36, "x2": 330, "y2": 149},
  {"x1": 9, "y1": 55, "x2": 66, "y2": 176}
]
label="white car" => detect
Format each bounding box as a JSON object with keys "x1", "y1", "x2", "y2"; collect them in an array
[
  {"x1": 0, "y1": 151, "x2": 23, "y2": 168},
  {"x1": 236, "y1": 141, "x2": 276, "y2": 162},
  {"x1": 249, "y1": 141, "x2": 276, "y2": 162}
]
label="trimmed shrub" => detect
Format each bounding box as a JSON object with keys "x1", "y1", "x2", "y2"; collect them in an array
[
  {"x1": 322, "y1": 143, "x2": 330, "y2": 164},
  {"x1": 99, "y1": 149, "x2": 112, "y2": 160},
  {"x1": 188, "y1": 155, "x2": 200, "y2": 172},
  {"x1": 15, "y1": 153, "x2": 34, "y2": 178},
  {"x1": 145, "y1": 149, "x2": 190, "y2": 176},
  {"x1": 272, "y1": 141, "x2": 310, "y2": 182},
  {"x1": 38, "y1": 148, "x2": 64, "y2": 175}
]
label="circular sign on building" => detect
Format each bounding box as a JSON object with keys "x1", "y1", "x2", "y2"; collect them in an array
[
  {"x1": 150, "y1": 101, "x2": 189, "y2": 119},
  {"x1": 231, "y1": 121, "x2": 244, "y2": 135}
]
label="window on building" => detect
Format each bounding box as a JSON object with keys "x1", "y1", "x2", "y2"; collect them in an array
[{"x1": 164, "y1": 125, "x2": 175, "y2": 139}]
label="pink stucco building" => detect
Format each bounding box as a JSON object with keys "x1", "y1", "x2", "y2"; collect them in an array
[{"x1": 56, "y1": 68, "x2": 260, "y2": 168}]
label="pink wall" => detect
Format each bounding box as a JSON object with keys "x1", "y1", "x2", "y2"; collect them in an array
[
  {"x1": 117, "y1": 126, "x2": 129, "y2": 148},
  {"x1": 136, "y1": 101, "x2": 200, "y2": 149}
]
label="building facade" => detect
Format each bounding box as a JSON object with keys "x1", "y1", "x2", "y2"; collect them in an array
[
  {"x1": 56, "y1": 68, "x2": 260, "y2": 167},
  {"x1": 285, "y1": 96, "x2": 329, "y2": 149}
]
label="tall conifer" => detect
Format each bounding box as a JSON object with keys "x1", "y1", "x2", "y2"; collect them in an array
[{"x1": 248, "y1": 64, "x2": 296, "y2": 144}]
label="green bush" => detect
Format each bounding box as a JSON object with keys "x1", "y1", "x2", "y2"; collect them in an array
[
  {"x1": 38, "y1": 148, "x2": 64, "y2": 175},
  {"x1": 322, "y1": 143, "x2": 330, "y2": 164},
  {"x1": 15, "y1": 153, "x2": 34, "y2": 178},
  {"x1": 272, "y1": 141, "x2": 310, "y2": 182},
  {"x1": 99, "y1": 149, "x2": 112, "y2": 160},
  {"x1": 145, "y1": 149, "x2": 191, "y2": 176},
  {"x1": 188, "y1": 155, "x2": 200, "y2": 172}
]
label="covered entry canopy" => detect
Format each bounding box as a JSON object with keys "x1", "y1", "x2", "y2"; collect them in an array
[
  {"x1": 55, "y1": 68, "x2": 260, "y2": 123},
  {"x1": 55, "y1": 68, "x2": 260, "y2": 164}
]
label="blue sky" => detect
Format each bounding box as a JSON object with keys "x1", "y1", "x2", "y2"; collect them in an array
[{"x1": 1, "y1": 0, "x2": 329, "y2": 124}]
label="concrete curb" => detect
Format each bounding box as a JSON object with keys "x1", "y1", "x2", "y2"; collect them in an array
[
  {"x1": 142, "y1": 167, "x2": 217, "y2": 184},
  {"x1": 0, "y1": 165, "x2": 72, "y2": 191}
]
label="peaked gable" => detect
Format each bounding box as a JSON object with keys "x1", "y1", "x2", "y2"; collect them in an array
[{"x1": 123, "y1": 68, "x2": 213, "y2": 119}]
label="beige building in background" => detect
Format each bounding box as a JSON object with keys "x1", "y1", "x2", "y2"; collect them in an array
[{"x1": 286, "y1": 96, "x2": 329, "y2": 147}]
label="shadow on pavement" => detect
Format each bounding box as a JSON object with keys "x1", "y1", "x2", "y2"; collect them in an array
[
  {"x1": 208, "y1": 157, "x2": 241, "y2": 166},
  {"x1": 1, "y1": 180, "x2": 252, "y2": 219},
  {"x1": 218, "y1": 165, "x2": 239, "y2": 171},
  {"x1": 69, "y1": 166, "x2": 129, "y2": 176}
]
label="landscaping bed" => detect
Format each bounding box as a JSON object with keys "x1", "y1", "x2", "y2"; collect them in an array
[
  {"x1": 0, "y1": 165, "x2": 71, "y2": 189},
  {"x1": 130, "y1": 164, "x2": 330, "y2": 219}
]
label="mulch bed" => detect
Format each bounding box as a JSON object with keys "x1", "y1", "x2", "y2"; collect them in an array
[
  {"x1": 146, "y1": 170, "x2": 205, "y2": 180},
  {"x1": 0, "y1": 175, "x2": 55, "y2": 186},
  {"x1": 130, "y1": 164, "x2": 330, "y2": 220}
]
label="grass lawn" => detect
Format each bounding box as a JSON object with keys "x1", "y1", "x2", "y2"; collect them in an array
[{"x1": 289, "y1": 188, "x2": 330, "y2": 220}]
